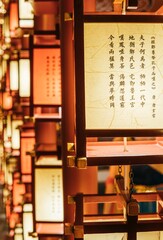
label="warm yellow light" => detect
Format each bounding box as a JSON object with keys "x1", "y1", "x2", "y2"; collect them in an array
[
  {"x1": 3, "y1": 92, "x2": 13, "y2": 110},
  {"x1": 10, "y1": 61, "x2": 19, "y2": 91},
  {"x1": 20, "y1": 20, "x2": 34, "y2": 28},
  {"x1": 23, "y1": 204, "x2": 38, "y2": 240},
  {"x1": 0, "y1": 142, "x2": 3, "y2": 158},
  {"x1": 7, "y1": 114, "x2": 12, "y2": 137},
  {"x1": 9, "y1": 2, "x2": 18, "y2": 37},
  {"x1": 3, "y1": 15, "x2": 10, "y2": 38},
  {"x1": 35, "y1": 168, "x2": 63, "y2": 222},
  {"x1": 84, "y1": 232, "x2": 163, "y2": 240},
  {"x1": 84, "y1": 22, "x2": 163, "y2": 130},
  {"x1": 84, "y1": 233, "x2": 127, "y2": 240},
  {"x1": 18, "y1": 0, "x2": 34, "y2": 28},
  {"x1": 11, "y1": 120, "x2": 23, "y2": 149},
  {"x1": 0, "y1": 59, "x2": 7, "y2": 79},
  {"x1": 14, "y1": 224, "x2": 23, "y2": 234},
  {"x1": 33, "y1": 48, "x2": 61, "y2": 105},
  {"x1": 14, "y1": 236, "x2": 23, "y2": 240},
  {"x1": 3, "y1": 128, "x2": 12, "y2": 150},
  {"x1": 19, "y1": 59, "x2": 30, "y2": 97},
  {"x1": 14, "y1": 232, "x2": 23, "y2": 240}
]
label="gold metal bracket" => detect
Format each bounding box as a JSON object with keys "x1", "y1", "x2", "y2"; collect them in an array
[
  {"x1": 26, "y1": 150, "x2": 35, "y2": 157},
  {"x1": 64, "y1": 12, "x2": 73, "y2": 21},
  {"x1": 77, "y1": 157, "x2": 87, "y2": 169},
  {"x1": 64, "y1": 223, "x2": 74, "y2": 235},
  {"x1": 68, "y1": 195, "x2": 75, "y2": 204},
  {"x1": 67, "y1": 156, "x2": 76, "y2": 167},
  {"x1": 28, "y1": 232, "x2": 38, "y2": 238},
  {"x1": 127, "y1": 199, "x2": 139, "y2": 216},
  {"x1": 67, "y1": 142, "x2": 75, "y2": 152},
  {"x1": 74, "y1": 225, "x2": 84, "y2": 238},
  {"x1": 67, "y1": 156, "x2": 87, "y2": 168}
]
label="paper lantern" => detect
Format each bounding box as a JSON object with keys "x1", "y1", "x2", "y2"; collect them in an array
[
  {"x1": 9, "y1": 60, "x2": 19, "y2": 91},
  {"x1": 19, "y1": 59, "x2": 30, "y2": 97},
  {"x1": 18, "y1": 0, "x2": 34, "y2": 28}
]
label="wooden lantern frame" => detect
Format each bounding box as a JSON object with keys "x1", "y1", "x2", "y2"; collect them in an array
[
  {"x1": 73, "y1": 0, "x2": 163, "y2": 167},
  {"x1": 31, "y1": 153, "x2": 64, "y2": 238},
  {"x1": 30, "y1": 35, "x2": 61, "y2": 117}
]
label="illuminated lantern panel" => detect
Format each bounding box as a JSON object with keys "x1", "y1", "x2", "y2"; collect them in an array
[
  {"x1": 23, "y1": 203, "x2": 38, "y2": 240},
  {"x1": 14, "y1": 224, "x2": 23, "y2": 240},
  {"x1": 9, "y1": 212, "x2": 20, "y2": 229},
  {"x1": 20, "y1": 137, "x2": 34, "y2": 174},
  {"x1": 6, "y1": 114, "x2": 12, "y2": 139},
  {"x1": 11, "y1": 120, "x2": 23, "y2": 150},
  {"x1": 33, "y1": 48, "x2": 61, "y2": 106},
  {"x1": 9, "y1": 60, "x2": 19, "y2": 91},
  {"x1": 3, "y1": 92, "x2": 13, "y2": 110},
  {"x1": 19, "y1": 59, "x2": 30, "y2": 97},
  {"x1": 18, "y1": 0, "x2": 34, "y2": 28},
  {"x1": 3, "y1": 127, "x2": 12, "y2": 151},
  {"x1": 0, "y1": 59, "x2": 8, "y2": 80},
  {"x1": 9, "y1": 2, "x2": 18, "y2": 37},
  {"x1": 35, "y1": 167, "x2": 63, "y2": 222},
  {"x1": 84, "y1": 22, "x2": 163, "y2": 130},
  {"x1": 20, "y1": 136, "x2": 35, "y2": 182},
  {"x1": 84, "y1": 232, "x2": 163, "y2": 240},
  {"x1": 13, "y1": 172, "x2": 25, "y2": 206},
  {"x1": 32, "y1": 156, "x2": 63, "y2": 236}
]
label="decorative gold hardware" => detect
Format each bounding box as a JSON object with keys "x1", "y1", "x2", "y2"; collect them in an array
[
  {"x1": 74, "y1": 225, "x2": 84, "y2": 238},
  {"x1": 67, "y1": 142, "x2": 75, "y2": 152},
  {"x1": 64, "y1": 12, "x2": 73, "y2": 21},
  {"x1": 77, "y1": 157, "x2": 87, "y2": 169},
  {"x1": 26, "y1": 150, "x2": 35, "y2": 157},
  {"x1": 67, "y1": 156, "x2": 75, "y2": 167},
  {"x1": 68, "y1": 195, "x2": 75, "y2": 204},
  {"x1": 28, "y1": 232, "x2": 38, "y2": 238},
  {"x1": 127, "y1": 199, "x2": 139, "y2": 216},
  {"x1": 64, "y1": 223, "x2": 74, "y2": 235}
]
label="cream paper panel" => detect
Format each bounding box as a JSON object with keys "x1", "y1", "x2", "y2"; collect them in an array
[
  {"x1": 84, "y1": 22, "x2": 163, "y2": 129},
  {"x1": 84, "y1": 231, "x2": 163, "y2": 240},
  {"x1": 35, "y1": 168, "x2": 63, "y2": 222}
]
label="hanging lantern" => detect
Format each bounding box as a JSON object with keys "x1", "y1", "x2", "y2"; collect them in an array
[
  {"x1": 14, "y1": 224, "x2": 23, "y2": 240},
  {"x1": 18, "y1": 0, "x2": 34, "y2": 28},
  {"x1": 20, "y1": 123, "x2": 35, "y2": 183},
  {"x1": 32, "y1": 156, "x2": 64, "y2": 236},
  {"x1": 9, "y1": 60, "x2": 19, "y2": 91},
  {"x1": 19, "y1": 59, "x2": 30, "y2": 97},
  {"x1": 9, "y1": 2, "x2": 19, "y2": 37},
  {"x1": 13, "y1": 172, "x2": 25, "y2": 207},
  {"x1": 11, "y1": 119, "x2": 23, "y2": 150},
  {"x1": 23, "y1": 203, "x2": 38, "y2": 240},
  {"x1": 2, "y1": 91, "x2": 13, "y2": 110}
]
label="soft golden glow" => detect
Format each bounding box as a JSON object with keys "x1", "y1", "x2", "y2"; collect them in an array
[
  {"x1": 19, "y1": 59, "x2": 30, "y2": 97},
  {"x1": 14, "y1": 234, "x2": 23, "y2": 240},
  {"x1": 35, "y1": 168, "x2": 63, "y2": 222},
  {"x1": 33, "y1": 48, "x2": 61, "y2": 105},
  {"x1": 3, "y1": 92, "x2": 13, "y2": 110},
  {"x1": 10, "y1": 61, "x2": 19, "y2": 91},
  {"x1": 11, "y1": 120, "x2": 23, "y2": 149},
  {"x1": 6, "y1": 114, "x2": 12, "y2": 138},
  {"x1": 18, "y1": 0, "x2": 34, "y2": 28},
  {"x1": 84, "y1": 22, "x2": 163, "y2": 129},
  {"x1": 23, "y1": 204, "x2": 35, "y2": 240},
  {"x1": 9, "y1": 2, "x2": 18, "y2": 37},
  {"x1": 84, "y1": 232, "x2": 163, "y2": 240}
]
